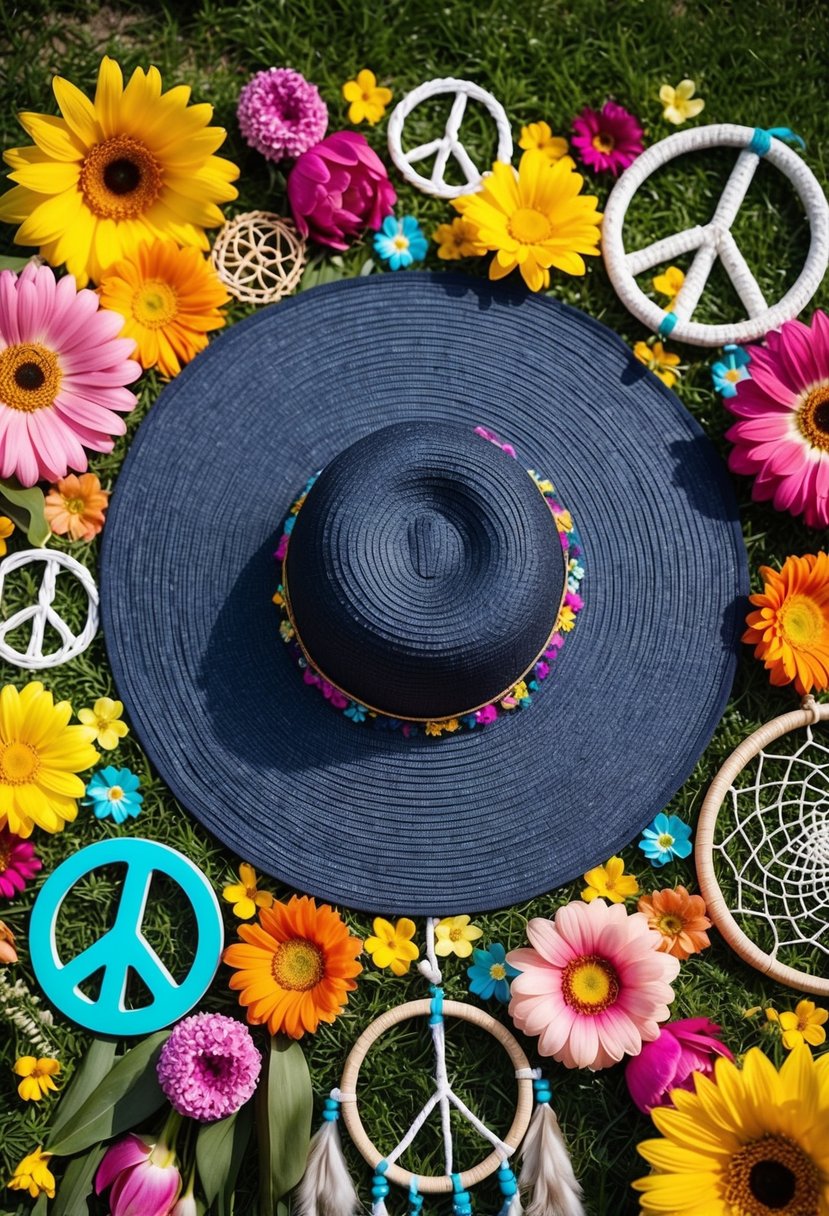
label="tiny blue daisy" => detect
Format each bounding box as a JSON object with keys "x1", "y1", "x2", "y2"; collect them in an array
[
  {"x1": 638, "y1": 812, "x2": 693, "y2": 867},
  {"x1": 711, "y1": 344, "x2": 751, "y2": 398},
  {"x1": 85, "y1": 766, "x2": 143, "y2": 825},
  {"x1": 373, "y1": 215, "x2": 428, "y2": 270},
  {"x1": 467, "y1": 943, "x2": 519, "y2": 1004}
]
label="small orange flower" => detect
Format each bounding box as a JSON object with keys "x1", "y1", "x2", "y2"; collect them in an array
[
  {"x1": 44, "y1": 474, "x2": 109, "y2": 541},
  {"x1": 432, "y1": 217, "x2": 484, "y2": 261},
  {"x1": 518, "y1": 121, "x2": 570, "y2": 163},
  {"x1": 742, "y1": 553, "x2": 829, "y2": 696},
  {"x1": 638, "y1": 885, "x2": 711, "y2": 960},
  {"x1": 633, "y1": 339, "x2": 681, "y2": 388},
  {"x1": 0, "y1": 919, "x2": 18, "y2": 964},
  {"x1": 0, "y1": 516, "x2": 13, "y2": 556}
]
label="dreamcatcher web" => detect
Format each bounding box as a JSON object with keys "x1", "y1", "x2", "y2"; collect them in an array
[{"x1": 714, "y1": 724, "x2": 829, "y2": 962}]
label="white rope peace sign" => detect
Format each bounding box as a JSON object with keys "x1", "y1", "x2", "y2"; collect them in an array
[
  {"x1": 603, "y1": 124, "x2": 829, "y2": 346},
  {"x1": 387, "y1": 78, "x2": 513, "y2": 199},
  {"x1": 0, "y1": 548, "x2": 99, "y2": 669}
]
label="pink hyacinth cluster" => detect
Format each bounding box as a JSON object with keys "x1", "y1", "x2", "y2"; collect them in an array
[
  {"x1": 287, "y1": 130, "x2": 397, "y2": 249},
  {"x1": 0, "y1": 826, "x2": 42, "y2": 899},
  {"x1": 571, "y1": 101, "x2": 644, "y2": 176},
  {"x1": 237, "y1": 67, "x2": 328, "y2": 162},
  {"x1": 625, "y1": 1017, "x2": 734, "y2": 1112},
  {"x1": 156, "y1": 1012, "x2": 261, "y2": 1122}
]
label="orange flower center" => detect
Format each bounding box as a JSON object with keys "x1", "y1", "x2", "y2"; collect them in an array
[
  {"x1": 508, "y1": 206, "x2": 552, "y2": 244},
  {"x1": 561, "y1": 954, "x2": 619, "y2": 1015},
  {"x1": 489, "y1": 962, "x2": 507, "y2": 981},
  {"x1": 797, "y1": 383, "x2": 829, "y2": 452},
  {"x1": 108, "y1": 786, "x2": 124, "y2": 801},
  {"x1": 271, "y1": 938, "x2": 324, "y2": 991},
  {"x1": 657, "y1": 913, "x2": 684, "y2": 935},
  {"x1": 777, "y1": 595, "x2": 824, "y2": 648},
  {"x1": 66, "y1": 498, "x2": 87, "y2": 516},
  {"x1": 0, "y1": 343, "x2": 61, "y2": 412},
  {"x1": 724, "y1": 1134, "x2": 819, "y2": 1216},
  {"x1": 132, "y1": 280, "x2": 178, "y2": 328},
  {"x1": 449, "y1": 926, "x2": 464, "y2": 941},
  {"x1": 0, "y1": 836, "x2": 9, "y2": 873},
  {"x1": 79, "y1": 135, "x2": 163, "y2": 220},
  {"x1": 0, "y1": 741, "x2": 39, "y2": 784},
  {"x1": 592, "y1": 132, "x2": 615, "y2": 153}
]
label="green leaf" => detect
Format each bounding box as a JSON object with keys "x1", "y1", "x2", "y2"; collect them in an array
[
  {"x1": 49, "y1": 1038, "x2": 118, "y2": 1142},
  {"x1": 52, "y1": 1144, "x2": 106, "y2": 1216},
  {"x1": 0, "y1": 479, "x2": 50, "y2": 546},
  {"x1": 195, "y1": 1100, "x2": 253, "y2": 1210},
  {"x1": 256, "y1": 1037, "x2": 312, "y2": 1212},
  {"x1": 30, "y1": 1196, "x2": 49, "y2": 1216},
  {"x1": 0, "y1": 255, "x2": 31, "y2": 272},
  {"x1": 46, "y1": 1030, "x2": 170, "y2": 1156}
]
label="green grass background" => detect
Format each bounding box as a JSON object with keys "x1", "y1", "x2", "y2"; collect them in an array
[{"x1": 0, "y1": 0, "x2": 828, "y2": 1212}]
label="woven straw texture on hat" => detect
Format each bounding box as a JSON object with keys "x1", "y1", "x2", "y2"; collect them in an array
[{"x1": 101, "y1": 273, "x2": 748, "y2": 915}]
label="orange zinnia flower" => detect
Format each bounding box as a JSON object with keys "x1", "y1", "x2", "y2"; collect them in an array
[
  {"x1": 0, "y1": 919, "x2": 18, "y2": 964},
  {"x1": 223, "y1": 895, "x2": 362, "y2": 1039},
  {"x1": 44, "y1": 474, "x2": 109, "y2": 541},
  {"x1": 638, "y1": 885, "x2": 711, "y2": 960},
  {"x1": 98, "y1": 240, "x2": 229, "y2": 379},
  {"x1": 742, "y1": 552, "x2": 829, "y2": 696}
]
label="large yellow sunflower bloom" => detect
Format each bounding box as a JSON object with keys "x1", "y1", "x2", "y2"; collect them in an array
[
  {"x1": 453, "y1": 150, "x2": 602, "y2": 292},
  {"x1": 0, "y1": 56, "x2": 239, "y2": 286},
  {"x1": 634, "y1": 1045, "x2": 829, "y2": 1215},
  {"x1": 0, "y1": 682, "x2": 98, "y2": 837}
]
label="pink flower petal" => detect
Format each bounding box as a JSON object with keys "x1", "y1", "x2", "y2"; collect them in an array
[{"x1": 96, "y1": 1136, "x2": 151, "y2": 1195}]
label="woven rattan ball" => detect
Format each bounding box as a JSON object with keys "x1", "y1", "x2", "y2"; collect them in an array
[{"x1": 210, "y1": 211, "x2": 307, "y2": 304}]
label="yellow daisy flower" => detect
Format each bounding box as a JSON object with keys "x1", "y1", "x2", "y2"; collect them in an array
[
  {"x1": 0, "y1": 682, "x2": 98, "y2": 837},
  {"x1": 432, "y1": 217, "x2": 484, "y2": 261},
  {"x1": 0, "y1": 516, "x2": 13, "y2": 556},
  {"x1": 518, "y1": 121, "x2": 570, "y2": 163},
  {"x1": 0, "y1": 55, "x2": 239, "y2": 286},
  {"x1": 342, "y1": 70, "x2": 392, "y2": 125},
  {"x1": 633, "y1": 339, "x2": 681, "y2": 388},
  {"x1": 7, "y1": 1147, "x2": 56, "y2": 1200},
  {"x1": 453, "y1": 150, "x2": 602, "y2": 293},
  {"x1": 652, "y1": 265, "x2": 685, "y2": 306},
  {"x1": 77, "y1": 696, "x2": 129, "y2": 750},
  {"x1": 434, "y1": 914, "x2": 483, "y2": 958},
  {"x1": 365, "y1": 917, "x2": 420, "y2": 975},
  {"x1": 14, "y1": 1056, "x2": 60, "y2": 1102},
  {"x1": 581, "y1": 856, "x2": 639, "y2": 903},
  {"x1": 222, "y1": 862, "x2": 275, "y2": 920},
  {"x1": 659, "y1": 79, "x2": 705, "y2": 125}
]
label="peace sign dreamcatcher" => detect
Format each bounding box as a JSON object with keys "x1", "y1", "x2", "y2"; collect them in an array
[
  {"x1": 296, "y1": 920, "x2": 584, "y2": 1216},
  {"x1": 696, "y1": 696, "x2": 829, "y2": 997}
]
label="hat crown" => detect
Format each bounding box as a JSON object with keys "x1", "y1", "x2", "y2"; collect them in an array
[{"x1": 284, "y1": 421, "x2": 565, "y2": 719}]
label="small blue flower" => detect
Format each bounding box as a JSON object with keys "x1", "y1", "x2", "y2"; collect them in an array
[
  {"x1": 344, "y1": 702, "x2": 367, "y2": 723},
  {"x1": 467, "y1": 943, "x2": 519, "y2": 1004},
  {"x1": 373, "y1": 215, "x2": 428, "y2": 270},
  {"x1": 85, "y1": 766, "x2": 143, "y2": 826},
  {"x1": 711, "y1": 344, "x2": 751, "y2": 398},
  {"x1": 638, "y1": 812, "x2": 693, "y2": 867}
]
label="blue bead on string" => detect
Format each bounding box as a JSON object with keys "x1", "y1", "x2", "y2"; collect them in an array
[
  {"x1": 321, "y1": 1095, "x2": 340, "y2": 1122},
  {"x1": 496, "y1": 1161, "x2": 519, "y2": 1214},
  {"x1": 747, "y1": 126, "x2": 806, "y2": 157},
  {"x1": 408, "y1": 1178, "x2": 424, "y2": 1214},
  {"x1": 451, "y1": 1172, "x2": 473, "y2": 1215},
  {"x1": 372, "y1": 1159, "x2": 390, "y2": 1204},
  {"x1": 533, "y1": 1075, "x2": 552, "y2": 1105},
  {"x1": 658, "y1": 310, "x2": 678, "y2": 338},
  {"x1": 429, "y1": 984, "x2": 444, "y2": 1025}
]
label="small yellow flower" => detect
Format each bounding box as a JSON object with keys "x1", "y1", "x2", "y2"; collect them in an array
[
  {"x1": 775, "y1": 999, "x2": 828, "y2": 1051},
  {"x1": 77, "y1": 697, "x2": 129, "y2": 751},
  {"x1": 342, "y1": 69, "x2": 392, "y2": 125},
  {"x1": 434, "y1": 914, "x2": 483, "y2": 958},
  {"x1": 13, "y1": 1056, "x2": 60, "y2": 1102},
  {"x1": 8, "y1": 1147, "x2": 56, "y2": 1199},
  {"x1": 581, "y1": 856, "x2": 640, "y2": 903},
  {"x1": 272, "y1": 588, "x2": 285, "y2": 607},
  {"x1": 364, "y1": 916, "x2": 420, "y2": 975},
  {"x1": 432, "y1": 217, "x2": 484, "y2": 261},
  {"x1": 652, "y1": 265, "x2": 685, "y2": 306},
  {"x1": 633, "y1": 339, "x2": 681, "y2": 388},
  {"x1": 0, "y1": 516, "x2": 14, "y2": 556},
  {"x1": 279, "y1": 619, "x2": 295, "y2": 642},
  {"x1": 222, "y1": 862, "x2": 275, "y2": 920},
  {"x1": 556, "y1": 604, "x2": 577, "y2": 633},
  {"x1": 554, "y1": 507, "x2": 573, "y2": 533},
  {"x1": 659, "y1": 79, "x2": 705, "y2": 125},
  {"x1": 518, "y1": 121, "x2": 570, "y2": 163}
]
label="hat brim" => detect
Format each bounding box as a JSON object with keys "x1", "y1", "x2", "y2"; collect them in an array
[{"x1": 101, "y1": 273, "x2": 747, "y2": 914}]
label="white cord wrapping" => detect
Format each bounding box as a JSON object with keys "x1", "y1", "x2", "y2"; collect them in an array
[{"x1": 0, "y1": 549, "x2": 99, "y2": 669}]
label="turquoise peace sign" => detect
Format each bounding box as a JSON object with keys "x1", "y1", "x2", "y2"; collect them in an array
[{"x1": 30, "y1": 839, "x2": 224, "y2": 1036}]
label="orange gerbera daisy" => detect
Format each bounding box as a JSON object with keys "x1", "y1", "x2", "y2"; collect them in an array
[
  {"x1": 638, "y1": 885, "x2": 711, "y2": 960},
  {"x1": 44, "y1": 473, "x2": 109, "y2": 541},
  {"x1": 743, "y1": 552, "x2": 829, "y2": 696},
  {"x1": 223, "y1": 895, "x2": 362, "y2": 1039},
  {"x1": 98, "y1": 240, "x2": 229, "y2": 379}
]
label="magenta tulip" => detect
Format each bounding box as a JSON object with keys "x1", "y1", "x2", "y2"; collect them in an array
[
  {"x1": 287, "y1": 130, "x2": 397, "y2": 249},
  {"x1": 625, "y1": 1017, "x2": 734, "y2": 1113},
  {"x1": 95, "y1": 1133, "x2": 181, "y2": 1216}
]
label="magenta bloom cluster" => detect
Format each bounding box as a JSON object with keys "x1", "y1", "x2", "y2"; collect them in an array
[
  {"x1": 571, "y1": 101, "x2": 644, "y2": 176},
  {"x1": 625, "y1": 1017, "x2": 733, "y2": 1112},
  {"x1": 237, "y1": 67, "x2": 328, "y2": 162},
  {"x1": 0, "y1": 826, "x2": 41, "y2": 899},
  {"x1": 287, "y1": 131, "x2": 397, "y2": 249},
  {"x1": 157, "y1": 1012, "x2": 261, "y2": 1122}
]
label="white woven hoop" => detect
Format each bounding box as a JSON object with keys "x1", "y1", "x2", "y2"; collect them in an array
[
  {"x1": 0, "y1": 549, "x2": 99, "y2": 669},
  {"x1": 339, "y1": 998, "x2": 533, "y2": 1193},
  {"x1": 210, "y1": 211, "x2": 307, "y2": 305},
  {"x1": 696, "y1": 699, "x2": 829, "y2": 996},
  {"x1": 603, "y1": 124, "x2": 829, "y2": 346},
  {"x1": 387, "y1": 78, "x2": 513, "y2": 199}
]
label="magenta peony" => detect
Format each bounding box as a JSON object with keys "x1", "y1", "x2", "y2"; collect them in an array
[
  {"x1": 571, "y1": 101, "x2": 644, "y2": 176},
  {"x1": 287, "y1": 131, "x2": 397, "y2": 250},
  {"x1": 156, "y1": 1012, "x2": 261, "y2": 1122},
  {"x1": 95, "y1": 1133, "x2": 181, "y2": 1216},
  {"x1": 237, "y1": 67, "x2": 328, "y2": 162},
  {"x1": 0, "y1": 827, "x2": 42, "y2": 899},
  {"x1": 625, "y1": 1017, "x2": 734, "y2": 1112}
]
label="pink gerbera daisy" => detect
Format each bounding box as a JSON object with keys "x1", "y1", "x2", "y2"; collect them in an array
[
  {"x1": 0, "y1": 263, "x2": 139, "y2": 487},
  {"x1": 0, "y1": 826, "x2": 42, "y2": 899},
  {"x1": 725, "y1": 310, "x2": 829, "y2": 529},
  {"x1": 507, "y1": 899, "x2": 679, "y2": 1070},
  {"x1": 571, "y1": 101, "x2": 644, "y2": 176}
]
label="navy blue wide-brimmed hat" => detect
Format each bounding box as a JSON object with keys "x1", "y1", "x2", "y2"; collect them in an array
[{"x1": 101, "y1": 272, "x2": 748, "y2": 915}]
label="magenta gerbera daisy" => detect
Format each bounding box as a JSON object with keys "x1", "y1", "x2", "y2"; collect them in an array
[
  {"x1": 237, "y1": 67, "x2": 328, "y2": 162},
  {"x1": 156, "y1": 1012, "x2": 261, "y2": 1122},
  {"x1": 725, "y1": 310, "x2": 829, "y2": 529},
  {"x1": 571, "y1": 101, "x2": 644, "y2": 176},
  {"x1": 0, "y1": 263, "x2": 139, "y2": 486},
  {"x1": 506, "y1": 899, "x2": 679, "y2": 1070},
  {"x1": 0, "y1": 826, "x2": 42, "y2": 899}
]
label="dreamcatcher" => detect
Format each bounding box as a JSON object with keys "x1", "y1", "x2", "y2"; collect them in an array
[
  {"x1": 295, "y1": 919, "x2": 584, "y2": 1215},
  {"x1": 696, "y1": 696, "x2": 829, "y2": 996}
]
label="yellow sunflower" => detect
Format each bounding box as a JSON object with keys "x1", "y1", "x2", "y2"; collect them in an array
[
  {"x1": 453, "y1": 150, "x2": 602, "y2": 292},
  {"x1": 0, "y1": 682, "x2": 98, "y2": 837},
  {"x1": 0, "y1": 56, "x2": 239, "y2": 286},
  {"x1": 634, "y1": 1045, "x2": 829, "y2": 1215}
]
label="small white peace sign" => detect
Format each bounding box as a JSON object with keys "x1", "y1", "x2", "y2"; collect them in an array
[
  {"x1": 387, "y1": 77, "x2": 513, "y2": 199},
  {"x1": 603, "y1": 124, "x2": 829, "y2": 347},
  {"x1": 0, "y1": 548, "x2": 99, "y2": 669}
]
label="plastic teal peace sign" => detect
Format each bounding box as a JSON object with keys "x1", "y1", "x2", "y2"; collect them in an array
[{"x1": 30, "y1": 838, "x2": 224, "y2": 1036}]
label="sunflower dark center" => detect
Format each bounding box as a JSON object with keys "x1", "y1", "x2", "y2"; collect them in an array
[
  {"x1": 725, "y1": 1134, "x2": 819, "y2": 1216},
  {"x1": 798, "y1": 382, "x2": 829, "y2": 451},
  {"x1": 14, "y1": 361, "x2": 45, "y2": 391},
  {"x1": 103, "y1": 158, "x2": 141, "y2": 195},
  {"x1": 750, "y1": 1160, "x2": 796, "y2": 1209}
]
